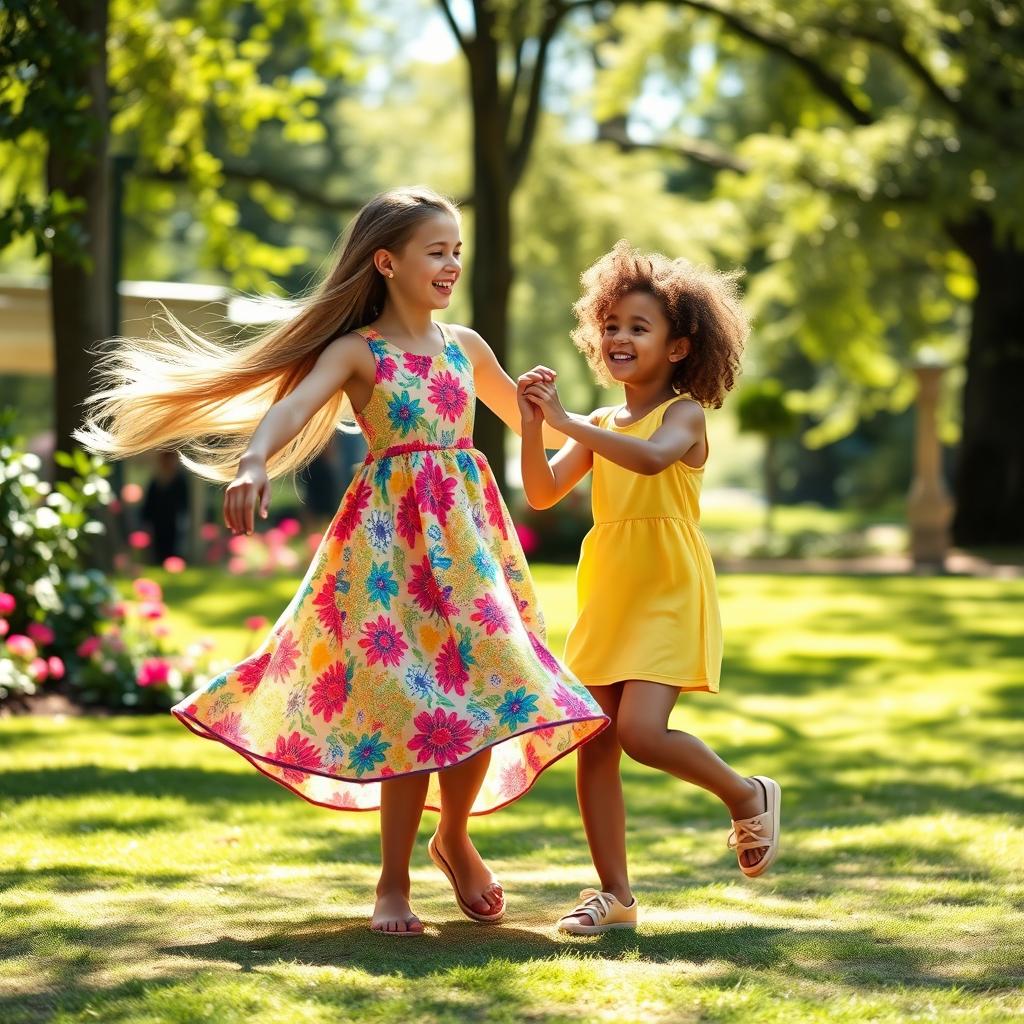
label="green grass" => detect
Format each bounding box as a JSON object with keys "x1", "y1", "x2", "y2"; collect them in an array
[{"x1": 3, "y1": 569, "x2": 1023, "y2": 1023}]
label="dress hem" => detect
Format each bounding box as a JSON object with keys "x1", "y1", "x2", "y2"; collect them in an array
[
  {"x1": 170, "y1": 706, "x2": 609, "y2": 817},
  {"x1": 572, "y1": 671, "x2": 720, "y2": 692}
]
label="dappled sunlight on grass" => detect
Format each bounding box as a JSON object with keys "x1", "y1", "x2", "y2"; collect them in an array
[{"x1": 2, "y1": 570, "x2": 1023, "y2": 1022}]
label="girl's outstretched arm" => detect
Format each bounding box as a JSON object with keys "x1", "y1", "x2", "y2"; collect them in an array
[
  {"x1": 523, "y1": 378, "x2": 705, "y2": 476},
  {"x1": 452, "y1": 325, "x2": 567, "y2": 449},
  {"x1": 224, "y1": 335, "x2": 372, "y2": 535},
  {"x1": 518, "y1": 370, "x2": 605, "y2": 510}
]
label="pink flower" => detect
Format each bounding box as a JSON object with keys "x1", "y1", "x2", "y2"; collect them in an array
[
  {"x1": 272, "y1": 731, "x2": 322, "y2": 783},
  {"x1": 483, "y1": 478, "x2": 508, "y2": 540},
  {"x1": 128, "y1": 531, "x2": 151, "y2": 550},
  {"x1": 121, "y1": 482, "x2": 144, "y2": 504},
  {"x1": 528, "y1": 631, "x2": 560, "y2": 673},
  {"x1": 358, "y1": 615, "x2": 408, "y2": 668},
  {"x1": 77, "y1": 636, "x2": 102, "y2": 658},
  {"x1": 471, "y1": 593, "x2": 511, "y2": 636},
  {"x1": 137, "y1": 658, "x2": 170, "y2": 687},
  {"x1": 266, "y1": 629, "x2": 300, "y2": 683},
  {"x1": 47, "y1": 656, "x2": 65, "y2": 680},
  {"x1": 133, "y1": 578, "x2": 163, "y2": 601},
  {"x1": 139, "y1": 601, "x2": 166, "y2": 620},
  {"x1": 213, "y1": 711, "x2": 248, "y2": 746},
  {"x1": 227, "y1": 535, "x2": 250, "y2": 555},
  {"x1": 200, "y1": 523, "x2": 220, "y2": 541},
  {"x1": 427, "y1": 370, "x2": 469, "y2": 422},
  {"x1": 332, "y1": 479, "x2": 372, "y2": 544},
  {"x1": 515, "y1": 522, "x2": 539, "y2": 555},
  {"x1": 407, "y1": 708, "x2": 476, "y2": 767},
  {"x1": 265, "y1": 528, "x2": 285, "y2": 548},
  {"x1": 107, "y1": 602, "x2": 127, "y2": 620},
  {"x1": 29, "y1": 657, "x2": 49, "y2": 682},
  {"x1": 6, "y1": 634, "x2": 37, "y2": 660},
  {"x1": 407, "y1": 557, "x2": 458, "y2": 618},
  {"x1": 403, "y1": 352, "x2": 433, "y2": 379},
  {"x1": 499, "y1": 761, "x2": 528, "y2": 798},
  {"x1": 395, "y1": 489, "x2": 422, "y2": 548},
  {"x1": 237, "y1": 651, "x2": 271, "y2": 693},
  {"x1": 279, "y1": 517, "x2": 301, "y2": 538},
  {"x1": 163, "y1": 556, "x2": 186, "y2": 573},
  {"x1": 0, "y1": 619, "x2": 8, "y2": 637},
  {"x1": 154, "y1": 624, "x2": 171, "y2": 637},
  {"x1": 415, "y1": 456, "x2": 456, "y2": 526},
  {"x1": 435, "y1": 636, "x2": 468, "y2": 696},
  {"x1": 245, "y1": 615, "x2": 269, "y2": 631},
  {"x1": 306, "y1": 532, "x2": 324, "y2": 553},
  {"x1": 309, "y1": 662, "x2": 352, "y2": 722},
  {"x1": 227, "y1": 557, "x2": 247, "y2": 575},
  {"x1": 312, "y1": 573, "x2": 346, "y2": 643},
  {"x1": 27, "y1": 622, "x2": 54, "y2": 646},
  {"x1": 0, "y1": 593, "x2": 16, "y2": 615}
]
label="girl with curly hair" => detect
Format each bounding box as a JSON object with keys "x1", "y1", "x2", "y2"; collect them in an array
[{"x1": 517, "y1": 239, "x2": 781, "y2": 935}]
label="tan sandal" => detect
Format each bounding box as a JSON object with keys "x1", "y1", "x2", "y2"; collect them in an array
[
  {"x1": 728, "y1": 775, "x2": 782, "y2": 878},
  {"x1": 557, "y1": 888, "x2": 637, "y2": 935},
  {"x1": 427, "y1": 834, "x2": 505, "y2": 924}
]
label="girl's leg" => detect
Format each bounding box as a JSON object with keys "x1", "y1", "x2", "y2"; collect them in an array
[
  {"x1": 433, "y1": 749, "x2": 503, "y2": 915},
  {"x1": 563, "y1": 683, "x2": 634, "y2": 927},
  {"x1": 372, "y1": 772, "x2": 430, "y2": 933},
  {"x1": 615, "y1": 680, "x2": 768, "y2": 869}
]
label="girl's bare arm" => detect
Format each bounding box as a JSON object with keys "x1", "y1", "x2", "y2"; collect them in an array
[
  {"x1": 225, "y1": 335, "x2": 373, "y2": 534},
  {"x1": 523, "y1": 379, "x2": 705, "y2": 476},
  {"x1": 453, "y1": 325, "x2": 568, "y2": 449}
]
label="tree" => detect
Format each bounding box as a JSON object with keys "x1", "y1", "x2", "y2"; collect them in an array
[
  {"x1": 584, "y1": 0, "x2": 1024, "y2": 544},
  {"x1": 1, "y1": 0, "x2": 356, "y2": 460}
]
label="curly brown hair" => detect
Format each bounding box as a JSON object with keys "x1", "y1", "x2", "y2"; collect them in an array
[{"x1": 571, "y1": 239, "x2": 748, "y2": 408}]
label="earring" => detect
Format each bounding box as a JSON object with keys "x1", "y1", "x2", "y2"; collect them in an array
[{"x1": 387, "y1": 271, "x2": 394, "y2": 279}]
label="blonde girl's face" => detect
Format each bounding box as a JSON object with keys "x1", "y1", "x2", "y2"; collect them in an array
[
  {"x1": 600, "y1": 290, "x2": 688, "y2": 385},
  {"x1": 379, "y1": 212, "x2": 463, "y2": 310}
]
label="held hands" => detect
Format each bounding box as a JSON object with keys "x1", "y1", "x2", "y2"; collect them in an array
[
  {"x1": 518, "y1": 369, "x2": 570, "y2": 429},
  {"x1": 516, "y1": 366, "x2": 556, "y2": 425},
  {"x1": 224, "y1": 454, "x2": 271, "y2": 535}
]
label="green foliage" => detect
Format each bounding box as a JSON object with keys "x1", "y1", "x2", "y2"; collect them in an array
[
  {"x1": 736, "y1": 378, "x2": 797, "y2": 437},
  {"x1": 0, "y1": 411, "x2": 116, "y2": 698},
  {"x1": 1, "y1": 0, "x2": 361, "y2": 289}
]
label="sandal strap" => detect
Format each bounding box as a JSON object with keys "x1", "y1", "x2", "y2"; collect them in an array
[
  {"x1": 727, "y1": 816, "x2": 773, "y2": 852},
  {"x1": 562, "y1": 887, "x2": 612, "y2": 925}
]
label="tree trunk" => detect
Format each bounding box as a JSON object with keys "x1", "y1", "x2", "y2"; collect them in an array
[
  {"x1": 47, "y1": 0, "x2": 111, "y2": 470},
  {"x1": 465, "y1": 7, "x2": 513, "y2": 494},
  {"x1": 947, "y1": 214, "x2": 1024, "y2": 546}
]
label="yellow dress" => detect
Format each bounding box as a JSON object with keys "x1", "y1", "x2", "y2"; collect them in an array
[{"x1": 563, "y1": 396, "x2": 722, "y2": 692}]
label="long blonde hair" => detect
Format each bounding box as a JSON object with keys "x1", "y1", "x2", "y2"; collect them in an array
[{"x1": 75, "y1": 186, "x2": 460, "y2": 482}]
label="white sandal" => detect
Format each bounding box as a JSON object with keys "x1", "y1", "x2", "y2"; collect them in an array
[
  {"x1": 728, "y1": 775, "x2": 782, "y2": 878},
  {"x1": 557, "y1": 888, "x2": 638, "y2": 935}
]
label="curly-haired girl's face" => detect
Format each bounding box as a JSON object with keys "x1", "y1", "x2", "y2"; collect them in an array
[{"x1": 601, "y1": 290, "x2": 687, "y2": 387}]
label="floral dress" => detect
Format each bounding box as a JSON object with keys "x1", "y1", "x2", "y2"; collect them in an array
[{"x1": 172, "y1": 323, "x2": 608, "y2": 814}]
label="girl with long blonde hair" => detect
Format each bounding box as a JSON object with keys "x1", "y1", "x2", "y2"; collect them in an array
[{"x1": 78, "y1": 186, "x2": 608, "y2": 935}]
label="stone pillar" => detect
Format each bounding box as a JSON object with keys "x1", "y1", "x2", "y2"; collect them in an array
[{"x1": 907, "y1": 363, "x2": 953, "y2": 570}]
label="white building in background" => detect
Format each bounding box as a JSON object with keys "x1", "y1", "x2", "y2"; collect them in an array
[{"x1": 0, "y1": 276, "x2": 296, "y2": 374}]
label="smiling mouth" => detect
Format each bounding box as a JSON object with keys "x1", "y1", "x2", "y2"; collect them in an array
[
  {"x1": 433, "y1": 280, "x2": 455, "y2": 293},
  {"x1": 609, "y1": 352, "x2": 635, "y2": 362}
]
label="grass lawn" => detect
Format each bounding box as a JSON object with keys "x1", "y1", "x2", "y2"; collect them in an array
[{"x1": 2, "y1": 568, "x2": 1023, "y2": 1023}]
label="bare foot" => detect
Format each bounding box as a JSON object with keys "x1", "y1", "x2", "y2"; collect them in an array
[
  {"x1": 728, "y1": 777, "x2": 769, "y2": 869},
  {"x1": 431, "y1": 830, "x2": 504, "y2": 916},
  {"x1": 370, "y1": 889, "x2": 423, "y2": 935}
]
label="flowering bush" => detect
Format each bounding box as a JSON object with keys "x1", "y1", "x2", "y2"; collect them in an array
[
  {"x1": 0, "y1": 416, "x2": 228, "y2": 710},
  {"x1": 0, "y1": 411, "x2": 118, "y2": 700},
  {"x1": 73, "y1": 576, "x2": 228, "y2": 711}
]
